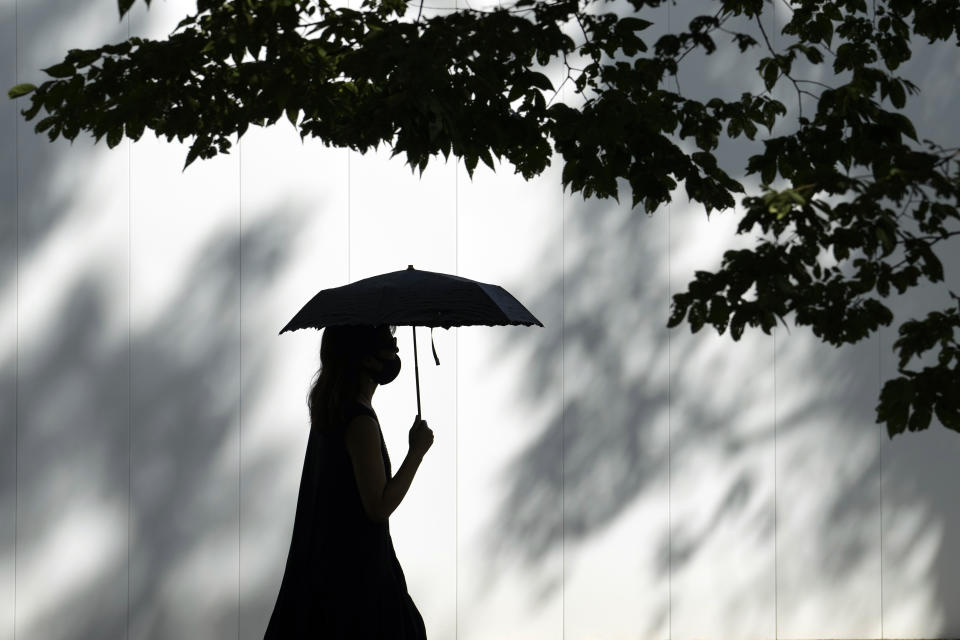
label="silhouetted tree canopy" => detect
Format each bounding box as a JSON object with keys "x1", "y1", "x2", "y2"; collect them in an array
[{"x1": 9, "y1": 0, "x2": 960, "y2": 437}]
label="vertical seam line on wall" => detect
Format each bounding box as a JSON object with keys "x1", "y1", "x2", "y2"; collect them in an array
[
  {"x1": 665, "y1": 9, "x2": 672, "y2": 640},
  {"x1": 772, "y1": 10, "x2": 779, "y2": 638},
  {"x1": 874, "y1": 0, "x2": 884, "y2": 623},
  {"x1": 667, "y1": 199, "x2": 672, "y2": 640},
  {"x1": 14, "y1": 0, "x2": 19, "y2": 637},
  {"x1": 874, "y1": 77, "x2": 882, "y2": 640},
  {"x1": 879, "y1": 329, "x2": 884, "y2": 639},
  {"x1": 347, "y1": 0, "x2": 351, "y2": 285},
  {"x1": 347, "y1": 149, "x2": 351, "y2": 283},
  {"x1": 561, "y1": 123, "x2": 566, "y2": 640},
  {"x1": 126, "y1": 12, "x2": 132, "y2": 640},
  {"x1": 238, "y1": 135, "x2": 243, "y2": 640},
  {"x1": 453, "y1": 6, "x2": 459, "y2": 635},
  {"x1": 454, "y1": 149, "x2": 459, "y2": 639}
]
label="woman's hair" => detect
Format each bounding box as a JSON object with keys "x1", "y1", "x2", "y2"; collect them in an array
[{"x1": 307, "y1": 325, "x2": 384, "y2": 434}]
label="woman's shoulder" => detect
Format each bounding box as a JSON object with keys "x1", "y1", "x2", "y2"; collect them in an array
[
  {"x1": 345, "y1": 400, "x2": 378, "y2": 424},
  {"x1": 332, "y1": 400, "x2": 377, "y2": 426},
  {"x1": 311, "y1": 401, "x2": 377, "y2": 436}
]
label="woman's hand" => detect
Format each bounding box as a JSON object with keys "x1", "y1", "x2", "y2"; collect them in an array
[{"x1": 408, "y1": 416, "x2": 434, "y2": 459}]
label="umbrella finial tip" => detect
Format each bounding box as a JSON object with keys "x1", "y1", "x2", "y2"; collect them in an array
[{"x1": 407, "y1": 264, "x2": 414, "y2": 270}]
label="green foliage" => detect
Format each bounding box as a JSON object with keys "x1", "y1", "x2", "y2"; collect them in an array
[
  {"x1": 9, "y1": 0, "x2": 960, "y2": 436},
  {"x1": 7, "y1": 83, "x2": 36, "y2": 99},
  {"x1": 877, "y1": 292, "x2": 960, "y2": 435}
]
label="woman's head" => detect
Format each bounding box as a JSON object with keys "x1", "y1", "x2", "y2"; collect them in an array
[{"x1": 307, "y1": 325, "x2": 398, "y2": 431}]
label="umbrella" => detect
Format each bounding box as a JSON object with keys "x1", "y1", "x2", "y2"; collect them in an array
[{"x1": 279, "y1": 265, "x2": 543, "y2": 418}]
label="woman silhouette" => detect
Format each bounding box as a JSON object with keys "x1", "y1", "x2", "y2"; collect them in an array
[{"x1": 264, "y1": 324, "x2": 433, "y2": 639}]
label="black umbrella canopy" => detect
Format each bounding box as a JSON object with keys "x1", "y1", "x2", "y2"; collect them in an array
[
  {"x1": 278, "y1": 265, "x2": 543, "y2": 334},
  {"x1": 279, "y1": 265, "x2": 542, "y2": 419}
]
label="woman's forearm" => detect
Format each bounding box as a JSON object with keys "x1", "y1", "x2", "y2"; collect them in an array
[{"x1": 379, "y1": 450, "x2": 423, "y2": 521}]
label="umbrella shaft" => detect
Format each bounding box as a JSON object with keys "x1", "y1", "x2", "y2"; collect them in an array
[{"x1": 412, "y1": 325, "x2": 421, "y2": 419}]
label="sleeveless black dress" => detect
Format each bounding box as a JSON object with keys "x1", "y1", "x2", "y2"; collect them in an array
[{"x1": 264, "y1": 401, "x2": 428, "y2": 639}]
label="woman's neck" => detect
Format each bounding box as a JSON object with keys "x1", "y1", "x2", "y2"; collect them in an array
[{"x1": 356, "y1": 379, "x2": 376, "y2": 407}]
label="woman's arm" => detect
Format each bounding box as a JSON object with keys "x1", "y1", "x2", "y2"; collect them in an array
[
  {"x1": 380, "y1": 448, "x2": 424, "y2": 520},
  {"x1": 344, "y1": 416, "x2": 423, "y2": 523}
]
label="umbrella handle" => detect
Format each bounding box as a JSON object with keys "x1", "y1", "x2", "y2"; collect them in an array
[{"x1": 412, "y1": 325, "x2": 421, "y2": 419}]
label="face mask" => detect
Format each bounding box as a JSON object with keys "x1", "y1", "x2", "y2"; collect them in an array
[{"x1": 364, "y1": 352, "x2": 401, "y2": 385}]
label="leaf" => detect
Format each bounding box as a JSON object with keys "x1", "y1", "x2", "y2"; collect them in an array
[
  {"x1": 762, "y1": 59, "x2": 778, "y2": 90},
  {"x1": 760, "y1": 158, "x2": 776, "y2": 185},
  {"x1": 479, "y1": 147, "x2": 495, "y2": 171},
  {"x1": 42, "y1": 62, "x2": 75, "y2": 78},
  {"x1": 908, "y1": 405, "x2": 932, "y2": 431},
  {"x1": 934, "y1": 399, "x2": 960, "y2": 433},
  {"x1": 175, "y1": 15, "x2": 196, "y2": 31},
  {"x1": 667, "y1": 294, "x2": 690, "y2": 328},
  {"x1": 730, "y1": 314, "x2": 745, "y2": 340},
  {"x1": 67, "y1": 48, "x2": 101, "y2": 68},
  {"x1": 526, "y1": 71, "x2": 553, "y2": 92},
  {"x1": 919, "y1": 244, "x2": 944, "y2": 281},
  {"x1": 618, "y1": 17, "x2": 653, "y2": 32},
  {"x1": 889, "y1": 79, "x2": 906, "y2": 109},
  {"x1": 801, "y1": 44, "x2": 823, "y2": 64},
  {"x1": 46, "y1": 122, "x2": 61, "y2": 142},
  {"x1": 464, "y1": 153, "x2": 478, "y2": 177},
  {"x1": 727, "y1": 117, "x2": 742, "y2": 138},
  {"x1": 125, "y1": 119, "x2": 145, "y2": 141},
  {"x1": 34, "y1": 116, "x2": 57, "y2": 133},
  {"x1": 183, "y1": 143, "x2": 203, "y2": 170},
  {"x1": 817, "y1": 13, "x2": 834, "y2": 48},
  {"x1": 7, "y1": 83, "x2": 37, "y2": 99},
  {"x1": 879, "y1": 376, "x2": 913, "y2": 437},
  {"x1": 891, "y1": 113, "x2": 918, "y2": 141},
  {"x1": 107, "y1": 126, "x2": 123, "y2": 148},
  {"x1": 689, "y1": 300, "x2": 706, "y2": 332},
  {"x1": 875, "y1": 226, "x2": 894, "y2": 256},
  {"x1": 23, "y1": 96, "x2": 43, "y2": 120},
  {"x1": 561, "y1": 159, "x2": 578, "y2": 189}
]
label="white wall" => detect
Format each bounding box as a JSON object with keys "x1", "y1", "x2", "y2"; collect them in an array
[{"x1": 2, "y1": 1, "x2": 959, "y2": 639}]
